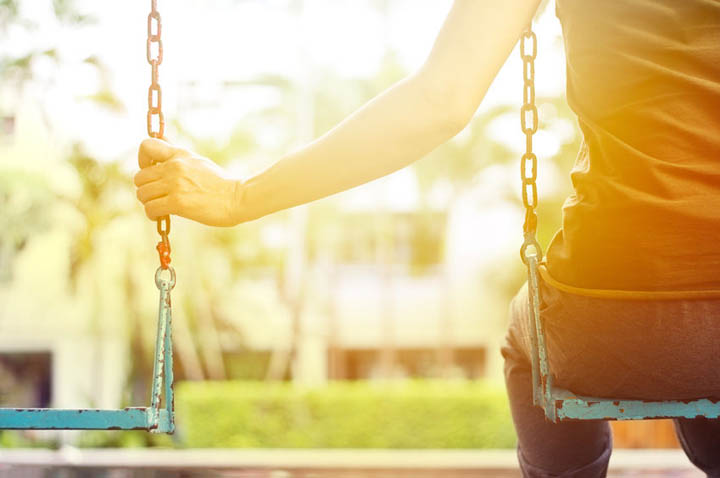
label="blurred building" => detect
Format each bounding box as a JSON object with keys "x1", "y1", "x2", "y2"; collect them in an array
[
  {"x1": 0, "y1": 94, "x2": 523, "y2": 420},
  {"x1": 0, "y1": 99, "x2": 130, "y2": 415}
]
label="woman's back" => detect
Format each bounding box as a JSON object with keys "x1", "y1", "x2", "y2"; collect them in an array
[{"x1": 547, "y1": 0, "x2": 720, "y2": 291}]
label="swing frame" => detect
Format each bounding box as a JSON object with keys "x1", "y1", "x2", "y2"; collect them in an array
[{"x1": 0, "y1": 269, "x2": 175, "y2": 433}]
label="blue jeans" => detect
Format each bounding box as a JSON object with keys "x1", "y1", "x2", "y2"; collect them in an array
[{"x1": 502, "y1": 280, "x2": 720, "y2": 477}]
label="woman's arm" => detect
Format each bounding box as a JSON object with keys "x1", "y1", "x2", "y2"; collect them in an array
[{"x1": 135, "y1": 0, "x2": 540, "y2": 226}]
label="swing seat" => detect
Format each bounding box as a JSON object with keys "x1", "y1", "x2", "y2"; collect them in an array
[
  {"x1": 0, "y1": 269, "x2": 176, "y2": 433},
  {"x1": 540, "y1": 385, "x2": 720, "y2": 423},
  {"x1": 0, "y1": 408, "x2": 173, "y2": 432},
  {"x1": 526, "y1": 254, "x2": 720, "y2": 423}
]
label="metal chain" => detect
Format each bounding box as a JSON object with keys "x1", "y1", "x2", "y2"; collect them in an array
[
  {"x1": 147, "y1": 0, "x2": 171, "y2": 269},
  {"x1": 519, "y1": 25, "x2": 542, "y2": 263}
]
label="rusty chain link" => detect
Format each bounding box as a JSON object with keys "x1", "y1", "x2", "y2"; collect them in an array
[
  {"x1": 519, "y1": 26, "x2": 542, "y2": 263},
  {"x1": 147, "y1": 0, "x2": 171, "y2": 269},
  {"x1": 147, "y1": 0, "x2": 164, "y2": 140}
]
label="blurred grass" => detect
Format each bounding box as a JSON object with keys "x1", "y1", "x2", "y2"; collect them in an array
[{"x1": 175, "y1": 380, "x2": 516, "y2": 449}]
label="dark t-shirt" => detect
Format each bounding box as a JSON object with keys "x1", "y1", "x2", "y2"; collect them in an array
[{"x1": 546, "y1": 0, "x2": 720, "y2": 291}]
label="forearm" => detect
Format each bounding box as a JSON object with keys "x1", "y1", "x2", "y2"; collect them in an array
[
  {"x1": 134, "y1": 73, "x2": 465, "y2": 227},
  {"x1": 237, "y1": 0, "x2": 540, "y2": 224},
  {"x1": 237, "y1": 73, "x2": 464, "y2": 223}
]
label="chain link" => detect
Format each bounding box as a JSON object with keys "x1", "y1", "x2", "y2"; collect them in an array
[
  {"x1": 147, "y1": 1, "x2": 164, "y2": 139},
  {"x1": 147, "y1": 0, "x2": 171, "y2": 269},
  {"x1": 519, "y1": 26, "x2": 542, "y2": 263}
]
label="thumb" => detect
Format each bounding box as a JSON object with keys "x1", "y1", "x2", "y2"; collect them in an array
[{"x1": 138, "y1": 137, "x2": 181, "y2": 169}]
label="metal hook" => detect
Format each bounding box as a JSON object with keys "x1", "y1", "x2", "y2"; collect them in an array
[{"x1": 155, "y1": 265, "x2": 176, "y2": 290}]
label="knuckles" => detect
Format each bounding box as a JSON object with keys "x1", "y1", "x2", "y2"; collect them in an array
[
  {"x1": 138, "y1": 139, "x2": 156, "y2": 168},
  {"x1": 134, "y1": 144, "x2": 204, "y2": 220},
  {"x1": 166, "y1": 157, "x2": 187, "y2": 175},
  {"x1": 169, "y1": 176, "x2": 184, "y2": 192}
]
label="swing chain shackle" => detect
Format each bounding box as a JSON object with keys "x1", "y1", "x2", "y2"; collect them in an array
[
  {"x1": 154, "y1": 264, "x2": 176, "y2": 290},
  {"x1": 147, "y1": 0, "x2": 172, "y2": 270},
  {"x1": 519, "y1": 26, "x2": 542, "y2": 264},
  {"x1": 156, "y1": 215, "x2": 171, "y2": 269}
]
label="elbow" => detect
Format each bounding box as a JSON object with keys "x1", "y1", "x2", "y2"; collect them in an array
[
  {"x1": 414, "y1": 70, "x2": 475, "y2": 140},
  {"x1": 439, "y1": 100, "x2": 474, "y2": 139},
  {"x1": 446, "y1": 102, "x2": 475, "y2": 137}
]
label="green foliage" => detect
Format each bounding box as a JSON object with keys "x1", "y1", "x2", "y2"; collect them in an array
[
  {"x1": 64, "y1": 144, "x2": 133, "y2": 289},
  {"x1": 224, "y1": 352, "x2": 273, "y2": 380},
  {"x1": 0, "y1": 169, "x2": 53, "y2": 280},
  {"x1": 0, "y1": 431, "x2": 57, "y2": 449},
  {"x1": 52, "y1": 0, "x2": 94, "y2": 25},
  {"x1": 175, "y1": 380, "x2": 516, "y2": 449}
]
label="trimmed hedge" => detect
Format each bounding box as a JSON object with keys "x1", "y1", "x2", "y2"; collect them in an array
[{"x1": 175, "y1": 380, "x2": 516, "y2": 448}]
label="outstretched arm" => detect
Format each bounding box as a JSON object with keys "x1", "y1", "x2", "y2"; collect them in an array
[{"x1": 135, "y1": 0, "x2": 540, "y2": 226}]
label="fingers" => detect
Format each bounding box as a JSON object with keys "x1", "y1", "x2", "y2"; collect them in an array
[
  {"x1": 136, "y1": 180, "x2": 168, "y2": 204},
  {"x1": 133, "y1": 164, "x2": 163, "y2": 187},
  {"x1": 136, "y1": 139, "x2": 188, "y2": 221},
  {"x1": 143, "y1": 195, "x2": 172, "y2": 220},
  {"x1": 138, "y1": 137, "x2": 182, "y2": 169}
]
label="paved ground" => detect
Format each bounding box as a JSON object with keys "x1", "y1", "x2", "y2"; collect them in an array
[{"x1": 0, "y1": 449, "x2": 706, "y2": 477}]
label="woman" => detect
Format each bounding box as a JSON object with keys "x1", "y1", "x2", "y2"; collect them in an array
[{"x1": 135, "y1": 1, "x2": 720, "y2": 476}]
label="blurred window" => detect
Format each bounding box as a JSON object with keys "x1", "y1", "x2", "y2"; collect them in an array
[
  {"x1": 0, "y1": 116, "x2": 15, "y2": 143},
  {"x1": 0, "y1": 352, "x2": 52, "y2": 408}
]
